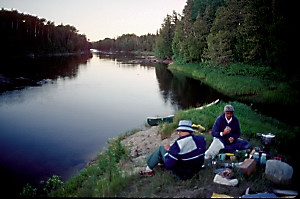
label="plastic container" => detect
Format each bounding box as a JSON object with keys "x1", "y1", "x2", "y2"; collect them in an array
[
  {"x1": 253, "y1": 152, "x2": 260, "y2": 164},
  {"x1": 260, "y1": 153, "x2": 267, "y2": 166}
]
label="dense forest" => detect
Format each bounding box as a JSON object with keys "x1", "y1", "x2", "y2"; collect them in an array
[
  {"x1": 0, "y1": 9, "x2": 91, "y2": 56},
  {"x1": 2, "y1": 0, "x2": 295, "y2": 74},
  {"x1": 92, "y1": 0, "x2": 295, "y2": 75},
  {"x1": 92, "y1": 33, "x2": 157, "y2": 52},
  {"x1": 155, "y1": 0, "x2": 294, "y2": 72}
]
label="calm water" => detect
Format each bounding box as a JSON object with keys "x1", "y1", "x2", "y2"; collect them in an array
[{"x1": 0, "y1": 52, "x2": 226, "y2": 196}]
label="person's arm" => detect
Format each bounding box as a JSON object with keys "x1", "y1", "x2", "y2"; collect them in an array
[
  {"x1": 230, "y1": 117, "x2": 241, "y2": 140},
  {"x1": 211, "y1": 116, "x2": 223, "y2": 138},
  {"x1": 195, "y1": 135, "x2": 206, "y2": 154},
  {"x1": 164, "y1": 143, "x2": 179, "y2": 169}
]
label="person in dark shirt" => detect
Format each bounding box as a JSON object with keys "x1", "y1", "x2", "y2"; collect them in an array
[
  {"x1": 140, "y1": 120, "x2": 206, "y2": 180},
  {"x1": 205, "y1": 104, "x2": 251, "y2": 159}
]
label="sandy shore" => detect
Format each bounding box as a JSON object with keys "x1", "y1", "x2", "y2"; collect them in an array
[{"x1": 120, "y1": 126, "x2": 179, "y2": 173}]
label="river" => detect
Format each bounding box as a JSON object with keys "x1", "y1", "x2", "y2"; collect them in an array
[{"x1": 0, "y1": 52, "x2": 227, "y2": 196}]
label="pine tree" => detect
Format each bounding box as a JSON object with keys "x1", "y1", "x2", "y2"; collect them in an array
[
  {"x1": 155, "y1": 14, "x2": 177, "y2": 59},
  {"x1": 172, "y1": 20, "x2": 185, "y2": 62},
  {"x1": 205, "y1": 0, "x2": 243, "y2": 65},
  {"x1": 187, "y1": 13, "x2": 209, "y2": 62}
]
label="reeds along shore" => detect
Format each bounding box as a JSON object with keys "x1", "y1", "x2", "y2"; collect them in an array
[{"x1": 168, "y1": 62, "x2": 298, "y2": 107}]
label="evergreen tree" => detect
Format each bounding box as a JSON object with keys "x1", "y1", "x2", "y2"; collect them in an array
[
  {"x1": 181, "y1": 0, "x2": 194, "y2": 61},
  {"x1": 182, "y1": 0, "x2": 194, "y2": 39},
  {"x1": 186, "y1": 13, "x2": 209, "y2": 62},
  {"x1": 203, "y1": 5, "x2": 215, "y2": 30},
  {"x1": 172, "y1": 20, "x2": 185, "y2": 62},
  {"x1": 205, "y1": 0, "x2": 243, "y2": 65},
  {"x1": 155, "y1": 13, "x2": 177, "y2": 59},
  {"x1": 172, "y1": 0, "x2": 225, "y2": 63},
  {"x1": 234, "y1": 0, "x2": 271, "y2": 63},
  {"x1": 0, "y1": 9, "x2": 91, "y2": 56}
]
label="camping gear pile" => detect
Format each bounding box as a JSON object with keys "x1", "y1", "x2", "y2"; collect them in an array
[{"x1": 207, "y1": 133, "x2": 298, "y2": 198}]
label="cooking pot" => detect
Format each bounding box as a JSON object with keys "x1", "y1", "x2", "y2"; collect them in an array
[{"x1": 261, "y1": 133, "x2": 275, "y2": 146}]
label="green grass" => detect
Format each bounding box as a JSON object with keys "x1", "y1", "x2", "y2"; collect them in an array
[
  {"x1": 169, "y1": 62, "x2": 299, "y2": 106},
  {"x1": 161, "y1": 101, "x2": 297, "y2": 155},
  {"x1": 21, "y1": 101, "x2": 298, "y2": 197}
]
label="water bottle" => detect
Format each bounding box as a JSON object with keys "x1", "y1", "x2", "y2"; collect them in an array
[
  {"x1": 260, "y1": 153, "x2": 267, "y2": 166},
  {"x1": 231, "y1": 162, "x2": 242, "y2": 168},
  {"x1": 253, "y1": 152, "x2": 260, "y2": 164}
]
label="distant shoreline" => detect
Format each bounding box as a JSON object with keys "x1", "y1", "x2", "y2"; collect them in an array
[
  {"x1": 92, "y1": 49, "x2": 174, "y2": 65},
  {"x1": 0, "y1": 50, "x2": 91, "y2": 59}
]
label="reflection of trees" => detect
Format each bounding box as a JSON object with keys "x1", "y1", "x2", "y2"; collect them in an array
[
  {"x1": 94, "y1": 52, "x2": 156, "y2": 68},
  {"x1": 0, "y1": 53, "x2": 92, "y2": 93},
  {"x1": 94, "y1": 52, "x2": 228, "y2": 110},
  {"x1": 94, "y1": 51, "x2": 137, "y2": 64},
  {"x1": 154, "y1": 64, "x2": 173, "y2": 103},
  {"x1": 155, "y1": 64, "x2": 228, "y2": 109}
]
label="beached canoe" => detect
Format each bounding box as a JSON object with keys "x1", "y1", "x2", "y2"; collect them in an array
[
  {"x1": 195, "y1": 99, "x2": 220, "y2": 110},
  {"x1": 147, "y1": 115, "x2": 175, "y2": 126},
  {"x1": 147, "y1": 99, "x2": 219, "y2": 126}
]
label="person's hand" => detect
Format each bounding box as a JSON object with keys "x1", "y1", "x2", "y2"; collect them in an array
[
  {"x1": 223, "y1": 126, "x2": 231, "y2": 135},
  {"x1": 164, "y1": 144, "x2": 170, "y2": 150},
  {"x1": 229, "y1": 137, "x2": 235, "y2": 143}
]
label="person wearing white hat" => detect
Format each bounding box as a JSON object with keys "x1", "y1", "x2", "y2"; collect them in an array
[
  {"x1": 205, "y1": 105, "x2": 251, "y2": 159},
  {"x1": 140, "y1": 120, "x2": 206, "y2": 180}
]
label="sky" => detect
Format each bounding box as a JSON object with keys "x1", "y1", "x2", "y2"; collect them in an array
[{"x1": 1, "y1": 0, "x2": 187, "y2": 41}]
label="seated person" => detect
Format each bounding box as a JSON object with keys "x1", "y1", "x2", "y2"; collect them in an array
[
  {"x1": 205, "y1": 104, "x2": 250, "y2": 159},
  {"x1": 140, "y1": 120, "x2": 206, "y2": 180}
]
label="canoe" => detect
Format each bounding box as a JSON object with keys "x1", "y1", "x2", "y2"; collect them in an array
[
  {"x1": 147, "y1": 99, "x2": 219, "y2": 126},
  {"x1": 147, "y1": 115, "x2": 175, "y2": 126},
  {"x1": 272, "y1": 189, "x2": 298, "y2": 197},
  {"x1": 195, "y1": 99, "x2": 220, "y2": 110}
]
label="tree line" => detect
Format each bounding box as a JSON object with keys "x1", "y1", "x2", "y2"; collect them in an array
[
  {"x1": 0, "y1": 9, "x2": 91, "y2": 56},
  {"x1": 2, "y1": 0, "x2": 294, "y2": 72},
  {"x1": 92, "y1": 33, "x2": 157, "y2": 52},
  {"x1": 155, "y1": 0, "x2": 293, "y2": 69}
]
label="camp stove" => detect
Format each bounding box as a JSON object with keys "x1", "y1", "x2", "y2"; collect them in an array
[{"x1": 260, "y1": 133, "x2": 276, "y2": 153}]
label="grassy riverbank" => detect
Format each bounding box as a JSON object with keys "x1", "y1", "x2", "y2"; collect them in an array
[
  {"x1": 21, "y1": 101, "x2": 299, "y2": 197},
  {"x1": 19, "y1": 60, "x2": 299, "y2": 197},
  {"x1": 169, "y1": 62, "x2": 299, "y2": 107}
]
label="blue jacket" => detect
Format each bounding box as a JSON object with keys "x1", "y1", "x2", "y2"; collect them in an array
[
  {"x1": 164, "y1": 134, "x2": 206, "y2": 179},
  {"x1": 211, "y1": 113, "x2": 241, "y2": 145}
]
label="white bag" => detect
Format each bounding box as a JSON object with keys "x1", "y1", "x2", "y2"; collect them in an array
[{"x1": 205, "y1": 137, "x2": 224, "y2": 159}]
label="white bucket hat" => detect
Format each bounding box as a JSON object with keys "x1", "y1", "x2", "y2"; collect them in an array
[{"x1": 176, "y1": 120, "x2": 194, "y2": 132}]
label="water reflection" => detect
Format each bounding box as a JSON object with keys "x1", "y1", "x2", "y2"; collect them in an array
[
  {"x1": 93, "y1": 52, "x2": 227, "y2": 110},
  {"x1": 94, "y1": 51, "x2": 138, "y2": 63},
  {"x1": 155, "y1": 64, "x2": 229, "y2": 109},
  {"x1": 0, "y1": 53, "x2": 92, "y2": 93},
  {"x1": 0, "y1": 52, "x2": 229, "y2": 197}
]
